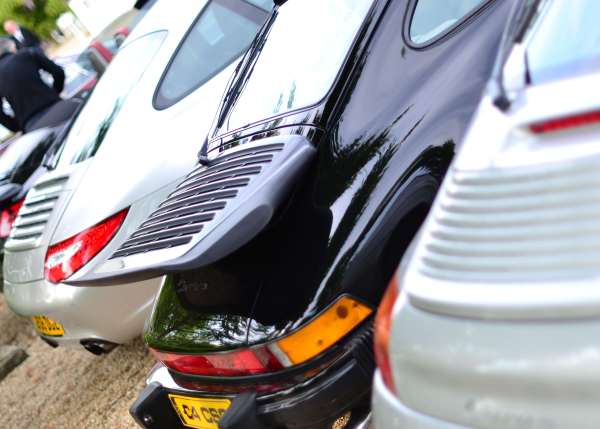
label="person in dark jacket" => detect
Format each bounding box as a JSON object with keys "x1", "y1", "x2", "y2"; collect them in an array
[
  {"x1": 3, "y1": 20, "x2": 40, "y2": 50},
  {"x1": 0, "y1": 38, "x2": 65, "y2": 133}
]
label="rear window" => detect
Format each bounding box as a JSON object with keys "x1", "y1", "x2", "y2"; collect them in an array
[
  {"x1": 526, "y1": 0, "x2": 600, "y2": 84},
  {"x1": 154, "y1": 0, "x2": 270, "y2": 109},
  {"x1": 223, "y1": 0, "x2": 374, "y2": 133},
  {"x1": 55, "y1": 31, "x2": 167, "y2": 169},
  {"x1": 409, "y1": 0, "x2": 487, "y2": 44}
]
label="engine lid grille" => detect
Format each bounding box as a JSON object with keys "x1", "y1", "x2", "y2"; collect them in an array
[
  {"x1": 418, "y1": 155, "x2": 600, "y2": 282},
  {"x1": 6, "y1": 175, "x2": 69, "y2": 251}
]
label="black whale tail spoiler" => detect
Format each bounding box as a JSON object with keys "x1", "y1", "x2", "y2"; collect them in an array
[{"x1": 65, "y1": 135, "x2": 316, "y2": 286}]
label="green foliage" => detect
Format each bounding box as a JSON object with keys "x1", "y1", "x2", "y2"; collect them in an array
[{"x1": 0, "y1": 0, "x2": 69, "y2": 40}]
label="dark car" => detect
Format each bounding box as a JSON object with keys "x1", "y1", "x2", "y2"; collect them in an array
[{"x1": 76, "y1": 0, "x2": 516, "y2": 427}]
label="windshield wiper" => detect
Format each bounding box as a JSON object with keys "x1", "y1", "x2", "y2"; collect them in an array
[
  {"x1": 491, "y1": 0, "x2": 542, "y2": 111},
  {"x1": 198, "y1": 8, "x2": 279, "y2": 165}
]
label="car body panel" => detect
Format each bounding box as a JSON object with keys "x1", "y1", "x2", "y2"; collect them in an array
[
  {"x1": 4, "y1": 0, "x2": 268, "y2": 346},
  {"x1": 98, "y1": 0, "x2": 518, "y2": 426},
  {"x1": 376, "y1": 2, "x2": 600, "y2": 428},
  {"x1": 381, "y1": 298, "x2": 600, "y2": 429}
]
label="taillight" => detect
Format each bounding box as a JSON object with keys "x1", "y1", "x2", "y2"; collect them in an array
[
  {"x1": 374, "y1": 275, "x2": 399, "y2": 393},
  {"x1": 44, "y1": 209, "x2": 128, "y2": 283},
  {"x1": 529, "y1": 109, "x2": 600, "y2": 134},
  {"x1": 150, "y1": 346, "x2": 284, "y2": 377},
  {"x1": 0, "y1": 199, "x2": 24, "y2": 238},
  {"x1": 152, "y1": 296, "x2": 372, "y2": 378}
]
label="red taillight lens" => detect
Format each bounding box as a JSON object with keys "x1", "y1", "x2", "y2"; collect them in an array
[
  {"x1": 150, "y1": 296, "x2": 373, "y2": 379},
  {"x1": 0, "y1": 199, "x2": 24, "y2": 238},
  {"x1": 529, "y1": 109, "x2": 600, "y2": 134},
  {"x1": 374, "y1": 275, "x2": 399, "y2": 393},
  {"x1": 44, "y1": 209, "x2": 128, "y2": 283},
  {"x1": 150, "y1": 346, "x2": 284, "y2": 377}
]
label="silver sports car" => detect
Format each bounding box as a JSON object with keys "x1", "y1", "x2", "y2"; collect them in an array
[{"x1": 3, "y1": 0, "x2": 272, "y2": 353}]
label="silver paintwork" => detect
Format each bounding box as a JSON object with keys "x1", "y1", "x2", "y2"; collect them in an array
[
  {"x1": 3, "y1": 0, "x2": 242, "y2": 346},
  {"x1": 372, "y1": 372, "x2": 469, "y2": 429},
  {"x1": 406, "y1": 71, "x2": 600, "y2": 320},
  {"x1": 373, "y1": 25, "x2": 600, "y2": 429}
]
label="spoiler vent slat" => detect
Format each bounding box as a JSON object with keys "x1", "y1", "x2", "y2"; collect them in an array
[{"x1": 110, "y1": 144, "x2": 284, "y2": 258}]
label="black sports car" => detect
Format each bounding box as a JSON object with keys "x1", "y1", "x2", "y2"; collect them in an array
[{"x1": 76, "y1": 0, "x2": 516, "y2": 427}]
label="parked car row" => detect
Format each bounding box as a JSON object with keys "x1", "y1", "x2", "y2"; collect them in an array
[
  {"x1": 1, "y1": 0, "x2": 592, "y2": 428},
  {"x1": 372, "y1": 1, "x2": 600, "y2": 428}
]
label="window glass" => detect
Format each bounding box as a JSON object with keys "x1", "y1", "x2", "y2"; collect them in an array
[
  {"x1": 526, "y1": 0, "x2": 600, "y2": 84},
  {"x1": 154, "y1": 0, "x2": 269, "y2": 109},
  {"x1": 410, "y1": 0, "x2": 485, "y2": 44},
  {"x1": 246, "y1": 0, "x2": 272, "y2": 9},
  {"x1": 224, "y1": 0, "x2": 373, "y2": 133},
  {"x1": 55, "y1": 31, "x2": 167, "y2": 169}
]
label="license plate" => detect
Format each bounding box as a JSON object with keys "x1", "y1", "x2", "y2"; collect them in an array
[
  {"x1": 32, "y1": 316, "x2": 65, "y2": 337},
  {"x1": 168, "y1": 394, "x2": 231, "y2": 429}
]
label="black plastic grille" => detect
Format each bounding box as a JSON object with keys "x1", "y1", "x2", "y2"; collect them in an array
[{"x1": 112, "y1": 143, "x2": 284, "y2": 258}]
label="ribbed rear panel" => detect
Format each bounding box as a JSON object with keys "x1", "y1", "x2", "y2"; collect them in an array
[
  {"x1": 7, "y1": 176, "x2": 69, "y2": 250},
  {"x1": 419, "y1": 158, "x2": 600, "y2": 282},
  {"x1": 112, "y1": 143, "x2": 284, "y2": 258}
]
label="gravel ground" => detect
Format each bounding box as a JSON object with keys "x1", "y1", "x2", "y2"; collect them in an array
[{"x1": 0, "y1": 294, "x2": 154, "y2": 429}]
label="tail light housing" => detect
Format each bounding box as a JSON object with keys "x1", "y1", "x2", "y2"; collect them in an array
[
  {"x1": 151, "y1": 296, "x2": 372, "y2": 380},
  {"x1": 374, "y1": 275, "x2": 399, "y2": 393},
  {"x1": 0, "y1": 199, "x2": 24, "y2": 238},
  {"x1": 44, "y1": 209, "x2": 128, "y2": 283}
]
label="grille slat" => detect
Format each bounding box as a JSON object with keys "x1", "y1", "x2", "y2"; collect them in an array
[
  {"x1": 168, "y1": 177, "x2": 250, "y2": 202},
  {"x1": 121, "y1": 224, "x2": 205, "y2": 249},
  {"x1": 181, "y1": 157, "x2": 272, "y2": 187},
  {"x1": 177, "y1": 166, "x2": 262, "y2": 191},
  {"x1": 13, "y1": 212, "x2": 51, "y2": 228},
  {"x1": 7, "y1": 176, "x2": 68, "y2": 249},
  {"x1": 10, "y1": 224, "x2": 47, "y2": 239},
  {"x1": 131, "y1": 212, "x2": 215, "y2": 240},
  {"x1": 112, "y1": 236, "x2": 194, "y2": 258},
  {"x1": 419, "y1": 158, "x2": 600, "y2": 282},
  {"x1": 111, "y1": 143, "x2": 284, "y2": 258},
  {"x1": 154, "y1": 190, "x2": 237, "y2": 215},
  {"x1": 144, "y1": 201, "x2": 226, "y2": 227}
]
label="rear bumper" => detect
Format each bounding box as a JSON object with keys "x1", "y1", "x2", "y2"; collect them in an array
[
  {"x1": 372, "y1": 371, "x2": 470, "y2": 429},
  {"x1": 385, "y1": 298, "x2": 600, "y2": 429},
  {"x1": 3, "y1": 276, "x2": 161, "y2": 345},
  {"x1": 131, "y1": 338, "x2": 374, "y2": 429}
]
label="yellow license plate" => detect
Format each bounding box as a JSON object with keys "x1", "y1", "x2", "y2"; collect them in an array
[
  {"x1": 32, "y1": 316, "x2": 65, "y2": 337},
  {"x1": 169, "y1": 394, "x2": 231, "y2": 429}
]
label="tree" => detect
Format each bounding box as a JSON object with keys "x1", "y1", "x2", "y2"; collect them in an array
[{"x1": 0, "y1": 0, "x2": 69, "y2": 41}]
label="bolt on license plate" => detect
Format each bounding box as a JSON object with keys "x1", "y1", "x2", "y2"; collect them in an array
[
  {"x1": 32, "y1": 315, "x2": 64, "y2": 337},
  {"x1": 168, "y1": 394, "x2": 231, "y2": 429}
]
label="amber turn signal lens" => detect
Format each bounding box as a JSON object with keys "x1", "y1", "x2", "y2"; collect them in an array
[{"x1": 276, "y1": 296, "x2": 373, "y2": 365}]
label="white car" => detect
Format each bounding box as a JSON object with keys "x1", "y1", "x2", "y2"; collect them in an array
[
  {"x1": 373, "y1": 1, "x2": 600, "y2": 428},
  {"x1": 3, "y1": 0, "x2": 272, "y2": 354}
]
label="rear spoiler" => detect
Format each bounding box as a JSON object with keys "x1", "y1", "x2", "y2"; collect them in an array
[{"x1": 65, "y1": 135, "x2": 316, "y2": 286}]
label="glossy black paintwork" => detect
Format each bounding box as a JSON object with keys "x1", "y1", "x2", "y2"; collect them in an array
[{"x1": 148, "y1": 0, "x2": 514, "y2": 359}]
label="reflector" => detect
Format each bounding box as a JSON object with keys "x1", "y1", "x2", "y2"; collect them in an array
[
  {"x1": 530, "y1": 109, "x2": 600, "y2": 134},
  {"x1": 374, "y1": 275, "x2": 399, "y2": 393}
]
